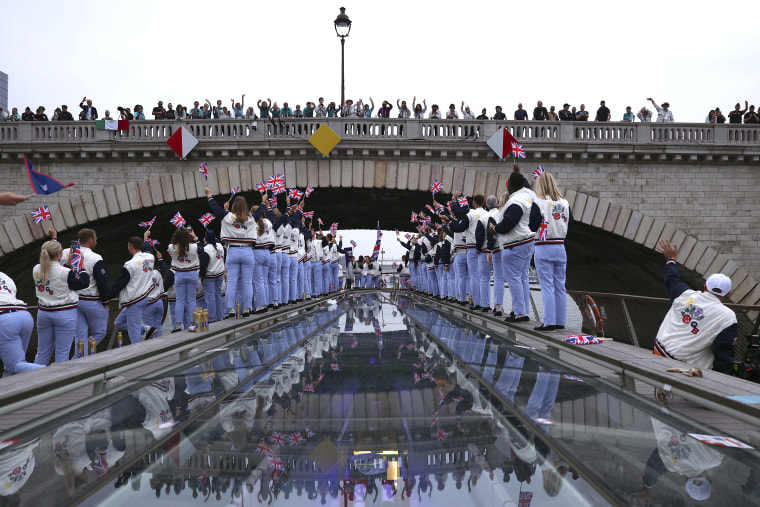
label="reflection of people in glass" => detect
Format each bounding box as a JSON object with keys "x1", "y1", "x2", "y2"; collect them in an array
[
  {"x1": 0, "y1": 439, "x2": 38, "y2": 502},
  {"x1": 633, "y1": 418, "x2": 724, "y2": 503},
  {"x1": 524, "y1": 368, "x2": 560, "y2": 425}
]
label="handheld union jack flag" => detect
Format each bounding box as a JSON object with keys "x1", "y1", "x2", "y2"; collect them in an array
[
  {"x1": 564, "y1": 335, "x2": 603, "y2": 345},
  {"x1": 405, "y1": 233, "x2": 411, "y2": 240},
  {"x1": 330, "y1": 222, "x2": 338, "y2": 235},
  {"x1": 457, "y1": 196, "x2": 468, "y2": 207},
  {"x1": 269, "y1": 196, "x2": 278, "y2": 207},
  {"x1": 518, "y1": 491, "x2": 533, "y2": 507},
  {"x1": 138, "y1": 216, "x2": 156, "y2": 228},
  {"x1": 538, "y1": 220, "x2": 548, "y2": 241},
  {"x1": 511, "y1": 142, "x2": 526, "y2": 158},
  {"x1": 430, "y1": 179, "x2": 443, "y2": 194},
  {"x1": 70, "y1": 240, "x2": 83, "y2": 276},
  {"x1": 303, "y1": 211, "x2": 314, "y2": 219},
  {"x1": 271, "y1": 183, "x2": 286, "y2": 195},
  {"x1": 270, "y1": 432, "x2": 287, "y2": 446},
  {"x1": 256, "y1": 181, "x2": 268, "y2": 193},
  {"x1": 198, "y1": 162, "x2": 208, "y2": 180},
  {"x1": 197, "y1": 469, "x2": 208, "y2": 490},
  {"x1": 199, "y1": 213, "x2": 214, "y2": 227},
  {"x1": 92, "y1": 451, "x2": 108, "y2": 478},
  {"x1": 304, "y1": 383, "x2": 315, "y2": 392},
  {"x1": 268, "y1": 455, "x2": 285, "y2": 471},
  {"x1": 288, "y1": 188, "x2": 304, "y2": 200},
  {"x1": 148, "y1": 238, "x2": 160, "y2": 246},
  {"x1": 267, "y1": 174, "x2": 285, "y2": 189},
  {"x1": 169, "y1": 212, "x2": 186, "y2": 228},
  {"x1": 305, "y1": 185, "x2": 314, "y2": 197},
  {"x1": 425, "y1": 204, "x2": 435, "y2": 214},
  {"x1": 331, "y1": 363, "x2": 340, "y2": 371},
  {"x1": 256, "y1": 440, "x2": 272, "y2": 456},
  {"x1": 30, "y1": 205, "x2": 51, "y2": 224},
  {"x1": 436, "y1": 428, "x2": 448, "y2": 441},
  {"x1": 350, "y1": 240, "x2": 357, "y2": 247},
  {"x1": 411, "y1": 212, "x2": 418, "y2": 223},
  {"x1": 317, "y1": 218, "x2": 324, "y2": 226},
  {"x1": 231, "y1": 186, "x2": 241, "y2": 196},
  {"x1": 533, "y1": 165, "x2": 545, "y2": 180}
]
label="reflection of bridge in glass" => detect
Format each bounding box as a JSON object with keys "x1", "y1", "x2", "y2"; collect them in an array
[{"x1": 1, "y1": 292, "x2": 759, "y2": 506}]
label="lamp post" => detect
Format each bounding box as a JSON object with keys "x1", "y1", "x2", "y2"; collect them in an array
[{"x1": 333, "y1": 7, "x2": 352, "y2": 110}]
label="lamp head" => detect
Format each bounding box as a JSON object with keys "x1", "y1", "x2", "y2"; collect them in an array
[{"x1": 334, "y1": 7, "x2": 351, "y2": 38}]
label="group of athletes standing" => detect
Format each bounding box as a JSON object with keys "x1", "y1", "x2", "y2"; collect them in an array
[
  {"x1": 398, "y1": 169, "x2": 572, "y2": 332},
  {"x1": 0, "y1": 188, "x2": 351, "y2": 376}
]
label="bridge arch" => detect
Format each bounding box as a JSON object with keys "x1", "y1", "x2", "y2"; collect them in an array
[{"x1": 3, "y1": 159, "x2": 756, "y2": 305}]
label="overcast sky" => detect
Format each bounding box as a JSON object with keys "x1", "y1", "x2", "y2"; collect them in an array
[{"x1": 3, "y1": 0, "x2": 759, "y2": 123}]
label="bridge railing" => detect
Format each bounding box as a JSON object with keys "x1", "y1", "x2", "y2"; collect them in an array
[{"x1": 3, "y1": 119, "x2": 760, "y2": 146}]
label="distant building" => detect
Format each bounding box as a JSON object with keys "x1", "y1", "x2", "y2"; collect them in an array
[{"x1": 0, "y1": 71, "x2": 7, "y2": 111}]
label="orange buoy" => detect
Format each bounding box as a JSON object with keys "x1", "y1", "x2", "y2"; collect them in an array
[{"x1": 584, "y1": 295, "x2": 604, "y2": 335}]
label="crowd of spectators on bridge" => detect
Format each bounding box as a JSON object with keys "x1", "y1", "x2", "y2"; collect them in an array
[{"x1": 3, "y1": 95, "x2": 760, "y2": 124}]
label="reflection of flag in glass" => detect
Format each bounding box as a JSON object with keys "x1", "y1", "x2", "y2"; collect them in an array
[
  {"x1": 270, "y1": 432, "x2": 287, "y2": 446},
  {"x1": 430, "y1": 179, "x2": 443, "y2": 194},
  {"x1": 305, "y1": 427, "x2": 314, "y2": 438},
  {"x1": 436, "y1": 428, "x2": 448, "y2": 441},
  {"x1": 533, "y1": 165, "x2": 545, "y2": 180},
  {"x1": 92, "y1": 450, "x2": 108, "y2": 478},
  {"x1": 304, "y1": 384, "x2": 315, "y2": 392},
  {"x1": 198, "y1": 162, "x2": 208, "y2": 180},
  {"x1": 31, "y1": 205, "x2": 52, "y2": 224},
  {"x1": 518, "y1": 491, "x2": 533, "y2": 507},
  {"x1": 331, "y1": 363, "x2": 340, "y2": 371},
  {"x1": 289, "y1": 432, "x2": 304, "y2": 445},
  {"x1": 268, "y1": 456, "x2": 285, "y2": 471},
  {"x1": 199, "y1": 213, "x2": 214, "y2": 227},
  {"x1": 197, "y1": 469, "x2": 208, "y2": 490},
  {"x1": 372, "y1": 318, "x2": 382, "y2": 336},
  {"x1": 169, "y1": 212, "x2": 186, "y2": 228},
  {"x1": 538, "y1": 220, "x2": 548, "y2": 241},
  {"x1": 256, "y1": 441, "x2": 272, "y2": 456},
  {"x1": 564, "y1": 335, "x2": 602, "y2": 345},
  {"x1": 138, "y1": 216, "x2": 156, "y2": 228}
]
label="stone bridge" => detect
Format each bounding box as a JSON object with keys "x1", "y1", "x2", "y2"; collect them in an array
[{"x1": 1, "y1": 118, "x2": 759, "y2": 304}]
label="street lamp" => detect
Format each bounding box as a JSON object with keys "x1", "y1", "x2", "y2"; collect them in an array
[{"x1": 333, "y1": 7, "x2": 352, "y2": 109}]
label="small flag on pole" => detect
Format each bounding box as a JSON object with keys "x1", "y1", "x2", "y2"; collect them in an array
[
  {"x1": 430, "y1": 179, "x2": 443, "y2": 194},
  {"x1": 350, "y1": 240, "x2": 357, "y2": 247},
  {"x1": 303, "y1": 211, "x2": 314, "y2": 218},
  {"x1": 30, "y1": 205, "x2": 51, "y2": 224},
  {"x1": 511, "y1": 141, "x2": 526, "y2": 158},
  {"x1": 198, "y1": 162, "x2": 208, "y2": 180},
  {"x1": 330, "y1": 222, "x2": 339, "y2": 235},
  {"x1": 70, "y1": 240, "x2": 83, "y2": 275},
  {"x1": 457, "y1": 196, "x2": 469, "y2": 207},
  {"x1": 166, "y1": 126, "x2": 199, "y2": 159},
  {"x1": 317, "y1": 218, "x2": 324, "y2": 226},
  {"x1": 199, "y1": 213, "x2": 214, "y2": 227},
  {"x1": 170, "y1": 212, "x2": 186, "y2": 228},
  {"x1": 533, "y1": 165, "x2": 545, "y2": 180},
  {"x1": 256, "y1": 182, "x2": 268, "y2": 193},
  {"x1": 305, "y1": 185, "x2": 315, "y2": 197},
  {"x1": 138, "y1": 216, "x2": 156, "y2": 228}
]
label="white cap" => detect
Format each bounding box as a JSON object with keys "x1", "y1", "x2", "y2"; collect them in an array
[
  {"x1": 705, "y1": 274, "x2": 732, "y2": 296},
  {"x1": 685, "y1": 477, "x2": 712, "y2": 501}
]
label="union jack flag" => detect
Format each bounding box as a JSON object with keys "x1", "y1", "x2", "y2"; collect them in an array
[
  {"x1": 270, "y1": 432, "x2": 287, "y2": 446},
  {"x1": 351, "y1": 338, "x2": 358, "y2": 348},
  {"x1": 138, "y1": 216, "x2": 156, "y2": 228},
  {"x1": 271, "y1": 183, "x2": 286, "y2": 195},
  {"x1": 331, "y1": 363, "x2": 340, "y2": 371},
  {"x1": 330, "y1": 222, "x2": 338, "y2": 235},
  {"x1": 411, "y1": 212, "x2": 418, "y2": 223},
  {"x1": 564, "y1": 335, "x2": 603, "y2": 345},
  {"x1": 395, "y1": 228, "x2": 399, "y2": 236},
  {"x1": 303, "y1": 211, "x2": 314, "y2": 218},
  {"x1": 305, "y1": 185, "x2": 315, "y2": 197},
  {"x1": 518, "y1": 491, "x2": 533, "y2": 507},
  {"x1": 197, "y1": 469, "x2": 208, "y2": 490},
  {"x1": 169, "y1": 212, "x2": 186, "y2": 228},
  {"x1": 317, "y1": 218, "x2": 324, "y2": 226},
  {"x1": 436, "y1": 428, "x2": 448, "y2": 441},
  {"x1": 538, "y1": 220, "x2": 548, "y2": 241},
  {"x1": 92, "y1": 450, "x2": 108, "y2": 478},
  {"x1": 267, "y1": 174, "x2": 285, "y2": 189},
  {"x1": 430, "y1": 179, "x2": 443, "y2": 194},
  {"x1": 288, "y1": 188, "x2": 304, "y2": 200},
  {"x1": 511, "y1": 142, "x2": 526, "y2": 158},
  {"x1": 198, "y1": 162, "x2": 208, "y2": 180},
  {"x1": 431, "y1": 414, "x2": 439, "y2": 427},
  {"x1": 405, "y1": 233, "x2": 411, "y2": 240},
  {"x1": 289, "y1": 432, "x2": 304, "y2": 445},
  {"x1": 397, "y1": 351, "x2": 402, "y2": 359},
  {"x1": 304, "y1": 383, "x2": 315, "y2": 392},
  {"x1": 414, "y1": 373, "x2": 421, "y2": 383},
  {"x1": 148, "y1": 238, "x2": 160, "y2": 246},
  {"x1": 563, "y1": 374, "x2": 584, "y2": 382},
  {"x1": 438, "y1": 391, "x2": 446, "y2": 405},
  {"x1": 533, "y1": 165, "x2": 545, "y2": 180},
  {"x1": 30, "y1": 205, "x2": 51, "y2": 224},
  {"x1": 256, "y1": 441, "x2": 272, "y2": 456},
  {"x1": 457, "y1": 196, "x2": 468, "y2": 207},
  {"x1": 267, "y1": 455, "x2": 285, "y2": 471},
  {"x1": 350, "y1": 240, "x2": 357, "y2": 247},
  {"x1": 305, "y1": 427, "x2": 314, "y2": 438},
  {"x1": 199, "y1": 213, "x2": 214, "y2": 227},
  {"x1": 231, "y1": 186, "x2": 241, "y2": 196},
  {"x1": 70, "y1": 240, "x2": 83, "y2": 275},
  {"x1": 269, "y1": 196, "x2": 278, "y2": 207},
  {"x1": 256, "y1": 181, "x2": 268, "y2": 193}
]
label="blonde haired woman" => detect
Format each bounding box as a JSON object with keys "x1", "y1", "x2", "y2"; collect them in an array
[
  {"x1": 530, "y1": 172, "x2": 572, "y2": 331},
  {"x1": 33, "y1": 240, "x2": 90, "y2": 365}
]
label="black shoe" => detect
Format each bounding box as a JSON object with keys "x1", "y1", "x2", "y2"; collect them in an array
[
  {"x1": 480, "y1": 307, "x2": 490, "y2": 313},
  {"x1": 534, "y1": 324, "x2": 558, "y2": 332},
  {"x1": 458, "y1": 300, "x2": 468, "y2": 306},
  {"x1": 145, "y1": 327, "x2": 158, "y2": 340},
  {"x1": 555, "y1": 325, "x2": 565, "y2": 330},
  {"x1": 505, "y1": 315, "x2": 530, "y2": 323},
  {"x1": 470, "y1": 305, "x2": 481, "y2": 311},
  {"x1": 493, "y1": 310, "x2": 503, "y2": 317},
  {"x1": 242, "y1": 309, "x2": 251, "y2": 317},
  {"x1": 254, "y1": 307, "x2": 267, "y2": 314},
  {"x1": 225, "y1": 312, "x2": 235, "y2": 320}
]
